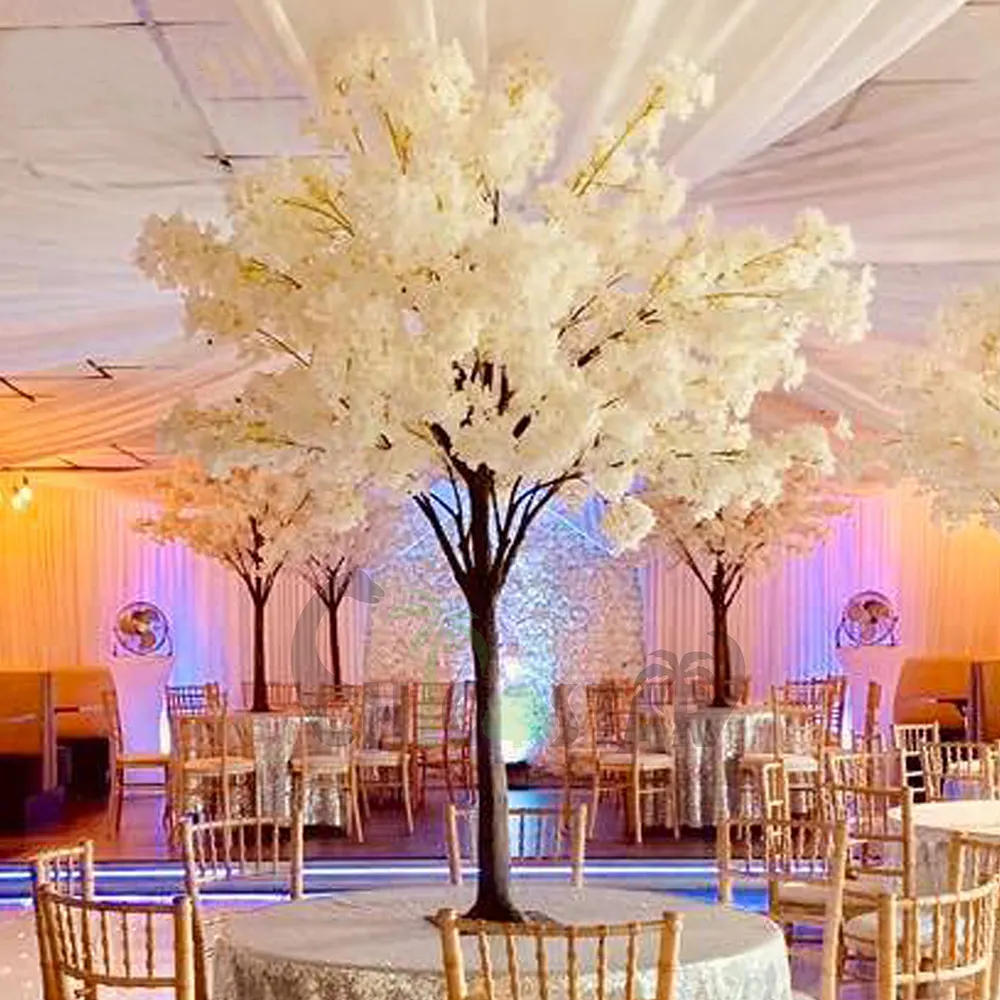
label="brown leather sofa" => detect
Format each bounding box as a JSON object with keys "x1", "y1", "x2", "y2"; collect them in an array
[{"x1": 893, "y1": 656, "x2": 971, "y2": 734}]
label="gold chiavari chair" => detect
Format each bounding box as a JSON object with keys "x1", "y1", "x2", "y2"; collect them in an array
[
  {"x1": 445, "y1": 802, "x2": 588, "y2": 888},
  {"x1": 356, "y1": 681, "x2": 414, "y2": 834},
  {"x1": 32, "y1": 843, "x2": 96, "y2": 1000},
  {"x1": 241, "y1": 681, "x2": 301, "y2": 711},
  {"x1": 717, "y1": 807, "x2": 849, "y2": 947},
  {"x1": 412, "y1": 681, "x2": 467, "y2": 807},
  {"x1": 173, "y1": 707, "x2": 258, "y2": 822},
  {"x1": 922, "y1": 740, "x2": 999, "y2": 801},
  {"x1": 166, "y1": 684, "x2": 223, "y2": 719},
  {"x1": 35, "y1": 886, "x2": 196, "y2": 1000},
  {"x1": 858, "y1": 878, "x2": 999, "y2": 1000},
  {"x1": 827, "y1": 749, "x2": 901, "y2": 792},
  {"x1": 892, "y1": 721, "x2": 940, "y2": 799},
  {"x1": 553, "y1": 683, "x2": 596, "y2": 817},
  {"x1": 947, "y1": 831, "x2": 1000, "y2": 1000},
  {"x1": 738, "y1": 686, "x2": 829, "y2": 824},
  {"x1": 103, "y1": 689, "x2": 172, "y2": 833},
  {"x1": 437, "y1": 908, "x2": 683, "y2": 1000},
  {"x1": 316, "y1": 683, "x2": 362, "y2": 709},
  {"x1": 290, "y1": 700, "x2": 363, "y2": 842},
  {"x1": 827, "y1": 783, "x2": 916, "y2": 921},
  {"x1": 590, "y1": 681, "x2": 679, "y2": 843},
  {"x1": 181, "y1": 813, "x2": 304, "y2": 1000}
]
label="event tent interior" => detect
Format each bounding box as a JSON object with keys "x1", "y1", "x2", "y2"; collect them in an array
[{"x1": 4, "y1": 3, "x2": 1000, "y2": 1000}]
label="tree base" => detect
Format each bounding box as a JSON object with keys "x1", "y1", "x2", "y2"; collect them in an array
[{"x1": 462, "y1": 897, "x2": 525, "y2": 923}]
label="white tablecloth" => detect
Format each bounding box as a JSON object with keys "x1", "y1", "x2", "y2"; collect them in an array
[
  {"x1": 674, "y1": 707, "x2": 772, "y2": 827},
  {"x1": 213, "y1": 885, "x2": 791, "y2": 1000},
  {"x1": 890, "y1": 799, "x2": 1000, "y2": 892}
]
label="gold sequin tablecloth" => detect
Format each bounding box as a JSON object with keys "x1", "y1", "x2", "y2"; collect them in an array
[
  {"x1": 248, "y1": 713, "x2": 346, "y2": 827},
  {"x1": 213, "y1": 885, "x2": 792, "y2": 1000},
  {"x1": 674, "y1": 706, "x2": 772, "y2": 828}
]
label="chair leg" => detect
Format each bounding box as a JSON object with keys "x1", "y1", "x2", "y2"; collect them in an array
[
  {"x1": 589, "y1": 771, "x2": 601, "y2": 837},
  {"x1": 350, "y1": 769, "x2": 365, "y2": 843},
  {"x1": 631, "y1": 771, "x2": 642, "y2": 845},
  {"x1": 114, "y1": 763, "x2": 125, "y2": 833},
  {"x1": 671, "y1": 774, "x2": 681, "y2": 839},
  {"x1": 401, "y1": 760, "x2": 414, "y2": 835}
]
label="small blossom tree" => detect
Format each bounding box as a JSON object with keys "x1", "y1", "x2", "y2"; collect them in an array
[
  {"x1": 877, "y1": 283, "x2": 1000, "y2": 527},
  {"x1": 136, "y1": 39, "x2": 870, "y2": 919},
  {"x1": 138, "y1": 463, "x2": 329, "y2": 712},
  {"x1": 294, "y1": 502, "x2": 400, "y2": 686},
  {"x1": 624, "y1": 428, "x2": 849, "y2": 705}
]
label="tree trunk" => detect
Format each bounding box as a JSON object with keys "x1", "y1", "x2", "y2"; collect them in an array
[
  {"x1": 251, "y1": 588, "x2": 270, "y2": 713},
  {"x1": 463, "y1": 474, "x2": 520, "y2": 922},
  {"x1": 326, "y1": 574, "x2": 342, "y2": 687},
  {"x1": 464, "y1": 582, "x2": 521, "y2": 921},
  {"x1": 710, "y1": 562, "x2": 733, "y2": 708}
]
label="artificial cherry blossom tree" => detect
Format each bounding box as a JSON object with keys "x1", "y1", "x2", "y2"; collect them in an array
[
  {"x1": 295, "y1": 502, "x2": 400, "y2": 686},
  {"x1": 624, "y1": 427, "x2": 848, "y2": 705},
  {"x1": 877, "y1": 283, "x2": 1000, "y2": 527},
  {"x1": 137, "y1": 39, "x2": 870, "y2": 920},
  {"x1": 137, "y1": 463, "x2": 325, "y2": 712}
]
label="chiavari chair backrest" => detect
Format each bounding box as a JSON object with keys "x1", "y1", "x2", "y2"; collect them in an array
[
  {"x1": 32, "y1": 842, "x2": 97, "y2": 1000},
  {"x1": 361, "y1": 681, "x2": 412, "y2": 751},
  {"x1": 828, "y1": 749, "x2": 901, "y2": 791},
  {"x1": 166, "y1": 683, "x2": 223, "y2": 719},
  {"x1": 445, "y1": 803, "x2": 587, "y2": 888},
  {"x1": 174, "y1": 705, "x2": 255, "y2": 791},
  {"x1": 241, "y1": 681, "x2": 301, "y2": 711},
  {"x1": 180, "y1": 814, "x2": 304, "y2": 901},
  {"x1": 875, "y1": 877, "x2": 999, "y2": 1000},
  {"x1": 36, "y1": 886, "x2": 196, "y2": 1000},
  {"x1": 33, "y1": 842, "x2": 95, "y2": 900},
  {"x1": 947, "y1": 831, "x2": 1000, "y2": 1000},
  {"x1": 295, "y1": 699, "x2": 359, "y2": 769},
  {"x1": 827, "y1": 782, "x2": 915, "y2": 895},
  {"x1": 892, "y1": 722, "x2": 940, "y2": 795},
  {"x1": 437, "y1": 908, "x2": 683, "y2": 1000},
  {"x1": 922, "y1": 740, "x2": 998, "y2": 801},
  {"x1": 771, "y1": 686, "x2": 829, "y2": 758},
  {"x1": 317, "y1": 683, "x2": 362, "y2": 710},
  {"x1": 586, "y1": 681, "x2": 632, "y2": 749},
  {"x1": 413, "y1": 681, "x2": 455, "y2": 746}
]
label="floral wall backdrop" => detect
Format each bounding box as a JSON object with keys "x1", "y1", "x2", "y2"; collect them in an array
[{"x1": 365, "y1": 500, "x2": 645, "y2": 760}]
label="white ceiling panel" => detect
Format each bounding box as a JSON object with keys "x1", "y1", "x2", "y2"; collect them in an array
[{"x1": 0, "y1": 0, "x2": 137, "y2": 28}]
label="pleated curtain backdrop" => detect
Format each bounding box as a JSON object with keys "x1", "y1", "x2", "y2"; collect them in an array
[{"x1": 3, "y1": 480, "x2": 1000, "y2": 710}]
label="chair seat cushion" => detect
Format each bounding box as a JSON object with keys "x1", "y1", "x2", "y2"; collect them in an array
[
  {"x1": 182, "y1": 756, "x2": 256, "y2": 775},
  {"x1": 290, "y1": 755, "x2": 350, "y2": 773},
  {"x1": 600, "y1": 751, "x2": 675, "y2": 769},
  {"x1": 844, "y1": 908, "x2": 968, "y2": 951},
  {"x1": 740, "y1": 752, "x2": 819, "y2": 772},
  {"x1": 356, "y1": 749, "x2": 407, "y2": 766},
  {"x1": 775, "y1": 881, "x2": 829, "y2": 910}
]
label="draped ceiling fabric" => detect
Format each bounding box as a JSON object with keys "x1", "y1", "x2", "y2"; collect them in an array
[{"x1": 2, "y1": 1, "x2": 1000, "y2": 701}]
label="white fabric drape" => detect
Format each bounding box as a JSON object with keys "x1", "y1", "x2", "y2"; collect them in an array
[
  {"x1": 6, "y1": 481, "x2": 1000, "y2": 730},
  {"x1": 0, "y1": 0, "x2": 983, "y2": 470},
  {"x1": 0, "y1": 482, "x2": 370, "y2": 693},
  {"x1": 643, "y1": 485, "x2": 1000, "y2": 705}
]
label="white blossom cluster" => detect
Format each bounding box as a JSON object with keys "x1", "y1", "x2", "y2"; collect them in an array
[
  {"x1": 880, "y1": 283, "x2": 1000, "y2": 528},
  {"x1": 136, "y1": 461, "x2": 344, "y2": 586},
  {"x1": 629, "y1": 426, "x2": 848, "y2": 574},
  {"x1": 137, "y1": 37, "x2": 871, "y2": 548}
]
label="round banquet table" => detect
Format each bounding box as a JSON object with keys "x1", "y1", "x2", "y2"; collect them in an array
[
  {"x1": 890, "y1": 799, "x2": 1000, "y2": 892},
  {"x1": 213, "y1": 885, "x2": 792, "y2": 1000},
  {"x1": 674, "y1": 705, "x2": 773, "y2": 827}
]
